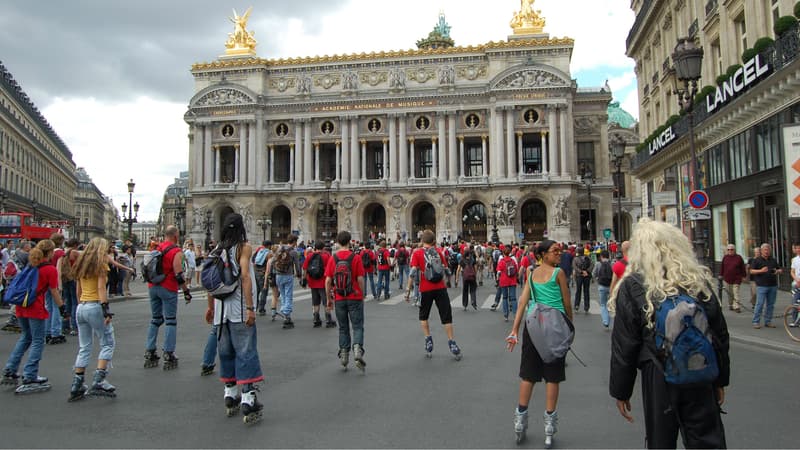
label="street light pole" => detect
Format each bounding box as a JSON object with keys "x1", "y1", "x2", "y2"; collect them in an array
[
  {"x1": 257, "y1": 213, "x2": 271, "y2": 243},
  {"x1": 204, "y1": 209, "x2": 213, "y2": 251},
  {"x1": 323, "y1": 177, "x2": 333, "y2": 241},
  {"x1": 121, "y1": 179, "x2": 139, "y2": 241},
  {"x1": 490, "y1": 202, "x2": 500, "y2": 244},
  {"x1": 582, "y1": 167, "x2": 594, "y2": 242},
  {"x1": 611, "y1": 138, "x2": 626, "y2": 241}
]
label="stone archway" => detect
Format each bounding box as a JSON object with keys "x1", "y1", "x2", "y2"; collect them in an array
[
  {"x1": 362, "y1": 203, "x2": 386, "y2": 244},
  {"x1": 411, "y1": 202, "x2": 436, "y2": 242},
  {"x1": 520, "y1": 199, "x2": 547, "y2": 242},
  {"x1": 316, "y1": 204, "x2": 339, "y2": 242},
  {"x1": 461, "y1": 201, "x2": 487, "y2": 243},
  {"x1": 270, "y1": 205, "x2": 292, "y2": 243}
]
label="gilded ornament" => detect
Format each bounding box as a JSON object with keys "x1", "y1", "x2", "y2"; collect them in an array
[
  {"x1": 224, "y1": 7, "x2": 258, "y2": 57},
  {"x1": 314, "y1": 74, "x2": 341, "y2": 90},
  {"x1": 510, "y1": 0, "x2": 546, "y2": 35},
  {"x1": 456, "y1": 65, "x2": 487, "y2": 81},
  {"x1": 360, "y1": 71, "x2": 387, "y2": 87},
  {"x1": 407, "y1": 67, "x2": 435, "y2": 83},
  {"x1": 270, "y1": 78, "x2": 296, "y2": 92}
]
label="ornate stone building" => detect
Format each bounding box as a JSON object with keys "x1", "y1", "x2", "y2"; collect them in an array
[{"x1": 185, "y1": 3, "x2": 613, "y2": 246}]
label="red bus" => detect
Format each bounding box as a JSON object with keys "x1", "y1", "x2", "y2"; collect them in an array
[{"x1": 0, "y1": 212, "x2": 63, "y2": 243}]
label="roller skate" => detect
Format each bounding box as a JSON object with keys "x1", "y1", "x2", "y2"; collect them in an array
[
  {"x1": 48, "y1": 335, "x2": 66, "y2": 345},
  {"x1": 270, "y1": 309, "x2": 283, "y2": 322},
  {"x1": 514, "y1": 408, "x2": 528, "y2": 445},
  {"x1": 543, "y1": 410, "x2": 558, "y2": 449},
  {"x1": 448, "y1": 340, "x2": 462, "y2": 361},
  {"x1": 162, "y1": 351, "x2": 179, "y2": 370},
  {"x1": 143, "y1": 349, "x2": 160, "y2": 368},
  {"x1": 324, "y1": 313, "x2": 336, "y2": 328},
  {"x1": 224, "y1": 384, "x2": 240, "y2": 417},
  {"x1": 424, "y1": 335, "x2": 433, "y2": 358},
  {"x1": 1, "y1": 369, "x2": 19, "y2": 388},
  {"x1": 15, "y1": 376, "x2": 51, "y2": 395},
  {"x1": 338, "y1": 348, "x2": 349, "y2": 371},
  {"x1": 200, "y1": 364, "x2": 215, "y2": 376},
  {"x1": 353, "y1": 344, "x2": 366, "y2": 372},
  {"x1": 2, "y1": 316, "x2": 21, "y2": 333},
  {"x1": 67, "y1": 373, "x2": 88, "y2": 402},
  {"x1": 241, "y1": 387, "x2": 263, "y2": 425},
  {"x1": 87, "y1": 369, "x2": 116, "y2": 398},
  {"x1": 313, "y1": 312, "x2": 322, "y2": 328},
  {"x1": 282, "y1": 316, "x2": 294, "y2": 329}
]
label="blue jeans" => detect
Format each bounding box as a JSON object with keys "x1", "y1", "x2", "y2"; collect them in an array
[
  {"x1": 203, "y1": 325, "x2": 218, "y2": 367},
  {"x1": 598, "y1": 285, "x2": 610, "y2": 326},
  {"x1": 366, "y1": 272, "x2": 376, "y2": 298},
  {"x1": 753, "y1": 285, "x2": 778, "y2": 325},
  {"x1": 397, "y1": 265, "x2": 409, "y2": 290},
  {"x1": 276, "y1": 274, "x2": 295, "y2": 317},
  {"x1": 116, "y1": 271, "x2": 126, "y2": 296},
  {"x1": 218, "y1": 321, "x2": 263, "y2": 385},
  {"x1": 146, "y1": 285, "x2": 178, "y2": 353},
  {"x1": 335, "y1": 300, "x2": 364, "y2": 350},
  {"x1": 377, "y1": 270, "x2": 391, "y2": 297},
  {"x1": 501, "y1": 285, "x2": 517, "y2": 318},
  {"x1": 44, "y1": 291, "x2": 62, "y2": 337},
  {"x1": 4, "y1": 317, "x2": 45, "y2": 380},
  {"x1": 74, "y1": 303, "x2": 115, "y2": 368},
  {"x1": 62, "y1": 280, "x2": 78, "y2": 330}
]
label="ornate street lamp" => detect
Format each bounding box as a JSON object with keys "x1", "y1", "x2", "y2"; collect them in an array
[
  {"x1": 203, "y1": 209, "x2": 213, "y2": 251},
  {"x1": 610, "y1": 137, "x2": 626, "y2": 241},
  {"x1": 582, "y1": 166, "x2": 594, "y2": 242},
  {"x1": 490, "y1": 202, "x2": 500, "y2": 244},
  {"x1": 320, "y1": 177, "x2": 334, "y2": 241},
  {"x1": 257, "y1": 213, "x2": 272, "y2": 243},
  {"x1": 121, "y1": 179, "x2": 139, "y2": 240},
  {"x1": 173, "y1": 194, "x2": 186, "y2": 237}
]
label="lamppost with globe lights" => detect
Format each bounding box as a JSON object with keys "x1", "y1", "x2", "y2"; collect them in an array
[
  {"x1": 581, "y1": 166, "x2": 594, "y2": 242},
  {"x1": 121, "y1": 179, "x2": 139, "y2": 241},
  {"x1": 319, "y1": 177, "x2": 337, "y2": 241},
  {"x1": 489, "y1": 202, "x2": 500, "y2": 244},
  {"x1": 257, "y1": 213, "x2": 271, "y2": 243},
  {"x1": 610, "y1": 137, "x2": 626, "y2": 241},
  {"x1": 173, "y1": 195, "x2": 186, "y2": 238},
  {"x1": 203, "y1": 210, "x2": 214, "y2": 251}
]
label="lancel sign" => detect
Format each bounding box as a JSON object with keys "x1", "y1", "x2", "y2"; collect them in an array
[
  {"x1": 649, "y1": 126, "x2": 677, "y2": 156},
  {"x1": 706, "y1": 54, "x2": 771, "y2": 113}
]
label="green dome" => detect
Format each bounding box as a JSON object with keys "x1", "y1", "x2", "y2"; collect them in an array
[{"x1": 607, "y1": 101, "x2": 636, "y2": 129}]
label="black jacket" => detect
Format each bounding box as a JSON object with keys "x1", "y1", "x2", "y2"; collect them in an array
[{"x1": 609, "y1": 274, "x2": 730, "y2": 401}]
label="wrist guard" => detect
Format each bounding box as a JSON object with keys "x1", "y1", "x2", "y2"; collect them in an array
[
  {"x1": 175, "y1": 272, "x2": 186, "y2": 286},
  {"x1": 59, "y1": 304, "x2": 68, "y2": 318},
  {"x1": 101, "y1": 302, "x2": 114, "y2": 319},
  {"x1": 183, "y1": 290, "x2": 192, "y2": 303}
]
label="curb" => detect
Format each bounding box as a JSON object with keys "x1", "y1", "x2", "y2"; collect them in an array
[{"x1": 728, "y1": 332, "x2": 800, "y2": 356}]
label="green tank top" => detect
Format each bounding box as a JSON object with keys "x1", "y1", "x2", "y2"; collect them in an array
[{"x1": 528, "y1": 267, "x2": 565, "y2": 314}]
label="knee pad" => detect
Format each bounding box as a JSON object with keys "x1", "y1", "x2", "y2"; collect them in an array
[
  {"x1": 151, "y1": 316, "x2": 164, "y2": 327},
  {"x1": 165, "y1": 316, "x2": 177, "y2": 327}
]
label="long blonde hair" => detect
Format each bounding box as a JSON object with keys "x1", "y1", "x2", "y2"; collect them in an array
[
  {"x1": 28, "y1": 239, "x2": 55, "y2": 267},
  {"x1": 608, "y1": 218, "x2": 714, "y2": 327},
  {"x1": 73, "y1": 237, "x2": 109, "y2": 280}
]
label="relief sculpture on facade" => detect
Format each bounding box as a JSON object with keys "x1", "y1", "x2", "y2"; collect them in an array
[
  {"x1": 439, "y1": 65, "x2": 455, "y2": 86},
  {"x1": 389, "y1": 69, "x2": 406, "y2": 91},
  {"x1": 342, "y1": 71, "x2": 358, "y2": 91},
  {"x1": 296, "y1": 76, "x2": 312, "y2": 95},
  {"x1": 495, "y1": 195, "x2": 517, "y2": 226},
  {"x1": 196, "y1": 88, "x2": 252, "y2": 106},
  {"x1": 496, "y1": 69, "x2": 565, "y2": 89},
  {"x1": 192, "y1": 206, "x2": 205, "y2": 231},
  {"x1": 552, "y1": 194, "x2": 571, "y2": 227},
  {"x1": 574, "y1": 116, "x2": 600, "y2": 135}
]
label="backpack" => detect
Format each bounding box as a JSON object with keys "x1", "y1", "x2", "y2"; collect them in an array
[
  {"x1": 423, "y1": 247, "x2": 445, "y2": 283},
  {"x1": 333, "y1": 252, "x2": 356, "y2": 297},
  {"x1": 396, "y1": 249, "x2": 408, "y2": 265},
  {"x1": 378, "y1": 250, "x2": 388, "y2": 266},
  {"x1": 654, "y1": 294, "x2": 719, "y2": 386},
  {"x1": 307, "y1": 252, "x2": 325, "y2": 279},
  {"x1": 448, "y1": 250, "x2": 459, "y2": 269},
  {"x1": 59, "y1": 249, "x2": 75, "y2": 283},
  {"x1": 492, "y1": 249, "x2": 501, "y2": 265},
  {"x1": 597, "y1": 261, "x2": 613, "y2": 286},
  {"x1": 361, "y1": 251, "x2": 372, "y2": 270},
  {"x1": 3, "y1": 260, "x2": 18, "y2": 280},
  {"x1": 505, "y1": 257, "x2": 518, "y2": 278},
  {"x1": 200, "y1": 246, "x2": 241, "y2": 300},
  {"x1": 4, "y1": 263, "x2": 46, "y2": 307},
  {"x1": 461, "y1": 256, "x2": 476, "y2": 282},
  {"x1": 273, "y1": 246, "x2": 293, "y2": 274},
  {"x1": 525, "y1": 275, "x2": 574, "y2": 363},
  {"x1": 253, "y1": 247, "x2": 269, "y2": 267},
  {"x1": 578, "y1": 255, "x2": 591, "y2": 271},
  {"x1": 143, "y1": 244, "x2": 177, "y2": 285}
]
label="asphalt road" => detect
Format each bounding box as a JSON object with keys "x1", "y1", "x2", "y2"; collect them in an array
[{"x1": 0, "y1": 279, "x2": 797, "y2": 448}]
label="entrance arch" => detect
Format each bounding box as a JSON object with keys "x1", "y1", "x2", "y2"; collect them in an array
[
  {"x1": 271, "y1": 205, "x2": 291, "y2": 243},
  {"x1": 411, "y1": 202, "x2": 436, "y2": 242},
  {"x1": 521, "y1": 199, "x2": 547, "y2": 242},
  {"x1": 362, "y1": 203, "x2": 386, "y2": 243},
  {"x1": 461, "y1": 201, "x2": 487, "y2": 243},
  {"x1": 317, "y1": 204, "x2": 339, "y2": 242}
]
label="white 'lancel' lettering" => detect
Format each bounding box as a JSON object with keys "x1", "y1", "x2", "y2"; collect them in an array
[
  {"x1": 706, "y1": 54, "x2": 770, "y2": 113},
  {"x1": 648, "y1": 126, "x2": 676, "y2": 156}
]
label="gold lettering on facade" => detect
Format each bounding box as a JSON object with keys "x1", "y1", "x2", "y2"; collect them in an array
[{"x1": 311, "y1": 100, "x2": 437, "y2": 113}]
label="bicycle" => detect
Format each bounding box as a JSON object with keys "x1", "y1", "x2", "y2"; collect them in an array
[{"x1": 783, "y1": 301, "x2": 800, "y2": 342}]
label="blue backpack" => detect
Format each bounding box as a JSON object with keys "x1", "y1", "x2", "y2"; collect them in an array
[
  {"x1": 201, "y1": 246, "x2": 241, "y2": 300},
  {"x1": 654, "y1": 294, "x2": 719, "y2": 385},
  {"x1": 4, "y1": 263, "x2": 45, "y2": 307}
]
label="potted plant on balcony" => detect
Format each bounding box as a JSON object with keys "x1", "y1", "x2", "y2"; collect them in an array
[
  {"x1": 775, "y1": 15, "x2": 799, "y2": 36},
  {"x1": 774, "y1": 15, "x2": 799, "y2": 64},
  {"x1": 794, "y1": 1, "x2": 800, "y2": 19}
]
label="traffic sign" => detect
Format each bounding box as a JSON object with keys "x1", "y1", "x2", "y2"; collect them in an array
[
  {"x1": 603, "y1": 228, "x2": 612, "y2": 240},
  {"x1": 684, "y1": 208, "x2": 711, "y2": 221},
  {"x1": 517, "y1": 232, "x2": 524, "y2": 240},
  {"x1": 688, "y1": 190, "x2": 709, "y2": 209}
]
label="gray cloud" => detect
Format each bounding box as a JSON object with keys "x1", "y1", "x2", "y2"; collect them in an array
[{"x1": 0, "y1": 0, "x2": 348, "y2": 106}]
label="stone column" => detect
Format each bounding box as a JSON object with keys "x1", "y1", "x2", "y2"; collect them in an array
[
  {"x1": 234, "y1": 144, "x2": 240, "y2": 184},
  {"x1": 335, "y1": 140, "x2": 342, "y2": 181},
  {"x1": 448, "y1": 114, "x2": 457, "y2": 181},
  {"x1": 254, "y1": 118, "x2": 263, "y2": 186},
  {"x1": 314, "y1": 142, "x2": 321, "y2": 182},
  {"x1": 289, "y1": 143, "x2": 296, "y2": 184},
  {"x1": 506, "y1": 109, "x2": 516, "y2": 178},
  {"x1": 457, "y1": 136, "x2": 465, "y2": 176},
  {"x1": 437, "y1": 114, "x2": 447, "y2": 180},
  {"x1": 399, "y1": 116, "x2": 408, "y2": 180},
  {"x1": 517, "y1": 132, "x2": 524, "y2": 176},
  {"x1": 382, "y1": 138, "x2": 389, "y2": 180},
  {"x1": 204, "y1": 125, "x2": 213, "y2": 187},
  {"x1": 214, "y1": 144, "x2": 221, "y2": 184},
  {"x1": 481, "y1": 135, "x2": 488, "y2": 177},
  {"x1": 492, "y1": 108, "x2": 505, "y2": 179},
  {"x1": 599, "y1": 117, "x2": 610, "y2": 179},
  {"x1": 541, "y1": 131, "x2": 549, "y2": 174},
  {"x1": 567, "y1": 103, "x2": 575, "y2": 176},
  {"x1": 303, "y1": 121, "x2": 312, "y2": 186},
  {"x1": 192, "y1": 124, "x2": 203, "y2": 188},
  {"x1": 548, "y1": 106, "x2": 558, "y2": 176},
  {"x1": 560, "y1": 107, "x2": 568, "y2": 178},
  {"x1": 294, "y1": 122, "x2": 302, "y2": 184},
  {"x1": 341, "y1": 117, "x2": 350, "y2": 184},
  {"x1": 238, "y1": 123, "x2": 247, "y2": 183},
  {"x1": 431, "y1": 137, "x2": 438, "y2": 180},
  {"x1": 268, "y1": 144, "x2": 275, "y2": 183},
  {"x1": 409, "y1": 138, "x2": 416, "y2": 179},
  {"x1": 361, "y1": 139, "x2": 367, "y2": 182},
  {"x1": 350, "y1": 119, "x2": 359, "y2": 184},
  {"x1": 388, "y1": 115, "x2": 397, "y2": 182}
]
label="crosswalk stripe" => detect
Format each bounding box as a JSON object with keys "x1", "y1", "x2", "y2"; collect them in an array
[
  {"x1": 450, "y1": 295, "x2": 462, "y2": 307},
  {"x1": 481, "y1": 295, "x2": 496, "y2": 310},
  {"x1": 382, "y1": 294, "x2": 407, "y2": 305}
]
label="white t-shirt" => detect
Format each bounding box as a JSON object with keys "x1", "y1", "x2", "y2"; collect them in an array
[
  {"x1": 213, "y1": 245, "x2": 257, "y2": 325},
  {"x1": 791, "y1": 255, "x2": 800, "y2": 288}
]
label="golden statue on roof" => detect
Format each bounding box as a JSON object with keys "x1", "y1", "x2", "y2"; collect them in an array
[
  {"x1": 510, "y1": 0, "x2": 546, "y2": 35},
  {"x1": 224, "y1": 7, "x2": 257, "y2": 57}
]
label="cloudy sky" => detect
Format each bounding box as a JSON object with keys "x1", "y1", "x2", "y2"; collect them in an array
[{"x1": 0, "y1": 0, "x2": 637, "y2": 221}]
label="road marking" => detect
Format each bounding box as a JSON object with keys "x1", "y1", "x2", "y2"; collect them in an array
[
  {"x1": 481, "y1": 295, "x2": 496, "y2": 310},
  {"x1": 382, "y1": 294, "x2": 407, "y2": 305},
  {"x1": 450, "y1": 295, "x2": 462, "y2": 307}
]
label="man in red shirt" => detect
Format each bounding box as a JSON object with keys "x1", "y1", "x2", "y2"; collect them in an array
[
  {"x1": 609, "y1": 240, "x2": 629, "y2": 294},
  {"x1": 495, "y1": 247, "x2": 519, "y2": 322},
  {"x1": 362, "y1": 243, "x2": 377, "y2": 300},
  {"x1": 144, "y1": 226, "x2": 191, "y2": 370},
  {"x1": 46, "y1": 233, "x2": 67, "y2": 344},
  {"x1": 325, "y1": 231, "x2": 366, "y2": 371},
  {"x1": 409, "y1": 229, "x2": 462, "y2": 360},
  {"x1": 303, "y1": 241, "x2": 335, "y2": 327},
  {"x1": 376, "y1": 241, "x2": 392, "y2": 300}
]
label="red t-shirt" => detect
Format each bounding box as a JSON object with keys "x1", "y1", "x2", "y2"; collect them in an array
[
  {"x1": 303, "y1": 251, "x2": 331, "y2": 289},
  {"x1": 410, "y1": 246, "x2": 447, "y2": 292},
  {"x1": 325, "y1": 249, "x2": 365, "y2": 301},
  {"x1": 148, "y1": 241, "x2": 182, "y2": 292},
  {"x1": 52, "y1": 248, "x2": 65, "y2": 267},
  {"x1": 519, "y1": 254, "x2": 534, "y2": 282},
  {"x1": 612, "y1": 257, "x2": 628, "y2": 279},
  {"x1": 496, "y1": 256, "x2": 519, "y2": 287},
  {"x1": 16, "y1": 262, "x2": 58, "y2": 320},
  {"x1": 609, "y1": 242, "x2": 618, "y2": 254},
  {"x1": 362, "y1": 250, "x2": 376, "y2": 274},
  {"x1": 377, "y1": 248, "x2": 391, "y2": 271}
]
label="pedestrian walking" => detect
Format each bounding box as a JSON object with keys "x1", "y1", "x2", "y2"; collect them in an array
[
  {"x1": 183, "y1": 239, "x2": 196, "y2": 290},
  {"x1": 59, "y1": 238, "x2": 80, "y2": 335},
  {"x1": 505, "y1": 240, "x2": 572, "y2": 448},
  {"x1": 46, "y1": 233, "x2": 67, "y2": 345},
  {"x1": 719, "y1": 244, "x2": 745, "y2": 313},
  {"x1": 459, "y1": 245, "x2": 478, "y2": 311},
  {"x1": 325, "y1": 231, "x2": 367, "y2": 371},
  {"x1": 746, "y1": 246, "x2": 761, "y2": 307},
  {"x1": 376, "y1": 240, "x2": 391, "y2": 300},
  {"x1": 68, "y1": 237, "x2": 117, "y2": 402},
  {"x1": 573, "y1": 247, "x2": 593, "y2": 313},
  {"x1": 750, "y1": 242, "x2": 782, "y2": 329},
  {"x1": 272, "y1": 234, "x2": 302, "y2": 329},
  {"x1": 593, "y1": 250, "x2": 613, "y2": 328},
  {"x1": 303, "y1": 241, "x2": 334, "y2": 328},
  {"x1": 496, "y1": 246, "x2": 519, "y2": 321},
  {"x1": 395, "y1": 242, "x2": 410, "y2": 291},
  {"x1": 204, "y1": 213, "x2": 264, "y2": 424},
  {"x1": 609, "y1": 218, "x2": 729, "y2": 449}
]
